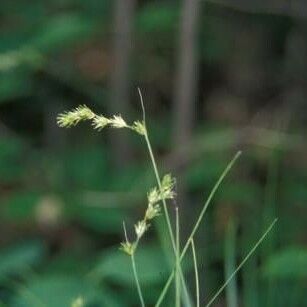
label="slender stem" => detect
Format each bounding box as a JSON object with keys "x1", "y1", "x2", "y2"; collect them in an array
[
  {"x1": 205, "y1": 218, "x2": 278, "y2": 307},
  {"x1": 191, "y1": 239, "x2": 200, "y2": 307},
  {"x1": 138, "y1": 88, "x2": 176, "y2": 252},
  {"x1": 138, "y1": 88, "x2": 192, "y2": 306},
  {"x1": 143, "y1": 130, "x2": 177, "y2": 252},
  {"x1": 155, "y1": 151, "x2": 242, "y2": 307},
  {"x1": 175, "y1": 207, "x2": 181, "y2": 307},
  {"x1": 131, "y1": 254, "x2": 146, "y2": 307},
  {"x1": 183, "y1": 151, "x2": 242, "y2": 256}
]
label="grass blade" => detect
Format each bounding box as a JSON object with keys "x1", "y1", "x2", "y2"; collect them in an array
[
  {"x1": 175, "y1": 207, "x2": 181, "y2": 307},
  {"x1": 191, "y1": 239, "x2": 200, "y2": 307},
  {"x1": 205, "y1": 218, "x2": 278, "y2": 307},
  {"x1": 155, "y1": 151, "x2": 242, "y2": 306}
]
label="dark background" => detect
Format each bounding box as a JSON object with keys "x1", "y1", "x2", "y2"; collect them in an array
[{"x1": 0, "y1": 1, "x2": 307, "y2": 306}]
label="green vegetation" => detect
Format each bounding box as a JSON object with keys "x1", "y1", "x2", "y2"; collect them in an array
[
  {"x1": 56, "y1": 96, "x2": 276, "y2": 306},
  {"x1": 0, "y1": 1, "x2": 307, "y2": 306}
]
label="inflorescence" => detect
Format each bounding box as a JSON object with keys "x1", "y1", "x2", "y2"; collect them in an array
[
  {"x1": 120, "y1": 173, "x2": 175, "y2": 255},
  {"x1": 57, "y1": 104, "x2": 145, "y2": 135},
  {"x1": 57, "y1": 105, "x2": 175, "y2": 256}
]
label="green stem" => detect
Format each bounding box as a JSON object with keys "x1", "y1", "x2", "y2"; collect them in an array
[
  {"x1": 155, "y1": 151, "x2": 242, "y2": 307},
  {"x1": 144, "y1": 119, "x2": 192, "y2": 307},
  {"x1": 191, "y1": 239, "x2": 200, "y2": 307},
  {"x1": 175, "y1": 207, "x2": 181, "y2": 307},
  {"x1": 138, "y1": 88, "x2": 176, "y2": 253},
  {"x1": 205, "y1": 218, "x2": 277, "y2": 307},
  {"x1": 131, "y1": 254, "x2": 146, "y2": 307},
  {"x1": 138, "y1": 89, "x2": 191, "y2": 306},
  {"x1": 144, "y1": 130, "x2": 177, "y2": 252}
]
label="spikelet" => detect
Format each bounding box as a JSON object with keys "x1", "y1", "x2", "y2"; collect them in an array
[
  {"x1": 109, "y1": 115, "x2": 128, "y2": 128},
  {"x1": 92, "y1": 115, "x2": 110, "y2": 131},
  {"x1": 57, "y1": 105, "x2": 95, "y2": 128}
]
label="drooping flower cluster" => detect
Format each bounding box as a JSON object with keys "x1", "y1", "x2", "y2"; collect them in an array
[
  {"x1": 120, "y1": 174, "x2": 176, "y2": 256},
  {"x1": 57, "y1": 105, "x2": 95, "y2": 127},
  {"x1": 57, "y1": 104, "x2": 145, "y2": 135}
]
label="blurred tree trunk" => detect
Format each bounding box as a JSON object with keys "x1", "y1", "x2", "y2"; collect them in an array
[
  {"x1": 172, "y1": 0, "x2": 200, "y2": 231},
  {"x1": 109, "y1": 0, "x2": 136, "y2": 168},
  {"x1": 173, "y1": 0, "x2": 200, "y2": 150}
]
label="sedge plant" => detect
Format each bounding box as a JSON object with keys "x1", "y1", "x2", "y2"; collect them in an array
[{"x1": 57, "y1": 89, "x2": 277, "y2": 307}]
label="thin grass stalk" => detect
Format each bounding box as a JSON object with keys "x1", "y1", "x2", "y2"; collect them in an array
[
  {"x1": 191, "y1": 239, "x2": 200, "y2": 307},
  {"x1": 138, "y1": 89, "x2": 191, "y2": 306},
  {"x1": 155, "y1": 151, "x2": 242, "y2": 307},
  {"x1": 175, "y1": 207, "x2": 181, "y2": 307},
  {"x1": 146, "y1": 125, "x2": 191, "y2": 306},
  {"x1": 123, "y1": 221, "x2": 145, "y2": 307},
  {"x1": 143, "y1": 129, "x2": 176, "y2": 250},
  {"x1": 205, "y1": 218, "x2": 277, "y2": 307},
  {"x1": 139, "y1": 89, "x2": 176, "y2": 253},
  {"x1": 131, "y1": 253, "x2": 146, "y2": 307}
]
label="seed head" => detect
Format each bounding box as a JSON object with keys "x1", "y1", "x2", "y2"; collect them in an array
[
  {"x1": 57, "y1": 105, "x2": 95, "y2": 128},
  {"x1": 132, "y1": 121, "x2": 146, "y2": 135},
  {"x1": 110, "y1": 115, "x2": 128, "y2": 128},
  {"x1": 120, "y1": 241, "x2": 135, "y2": 256},
  {"x1": 145, "y1": 203, "x2": 161, "y2": 220},
  {"x1": 148, "y1": 187, "x2": 160, "y2": 205},
  {"x1": 160, "y1": 174, "x2": 176, "y2": 200},
  {"x1": 92, "y1": 115, "x2": 110, "y2": 131},
  {"x1": 135, "y1": 220, "x2": 149, "y2": 239},
  {"x1": 147, "y1": 174, "x2": 176, "y2": 205}
]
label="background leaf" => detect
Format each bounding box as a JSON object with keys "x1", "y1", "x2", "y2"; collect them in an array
[{"x1": 263, "y1": 247, "x2": 307, "y2": 278}]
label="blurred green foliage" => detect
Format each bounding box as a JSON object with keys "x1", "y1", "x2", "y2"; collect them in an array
[{"x1": 0, "y1": 0, "x2": 307, "y2": 306}]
